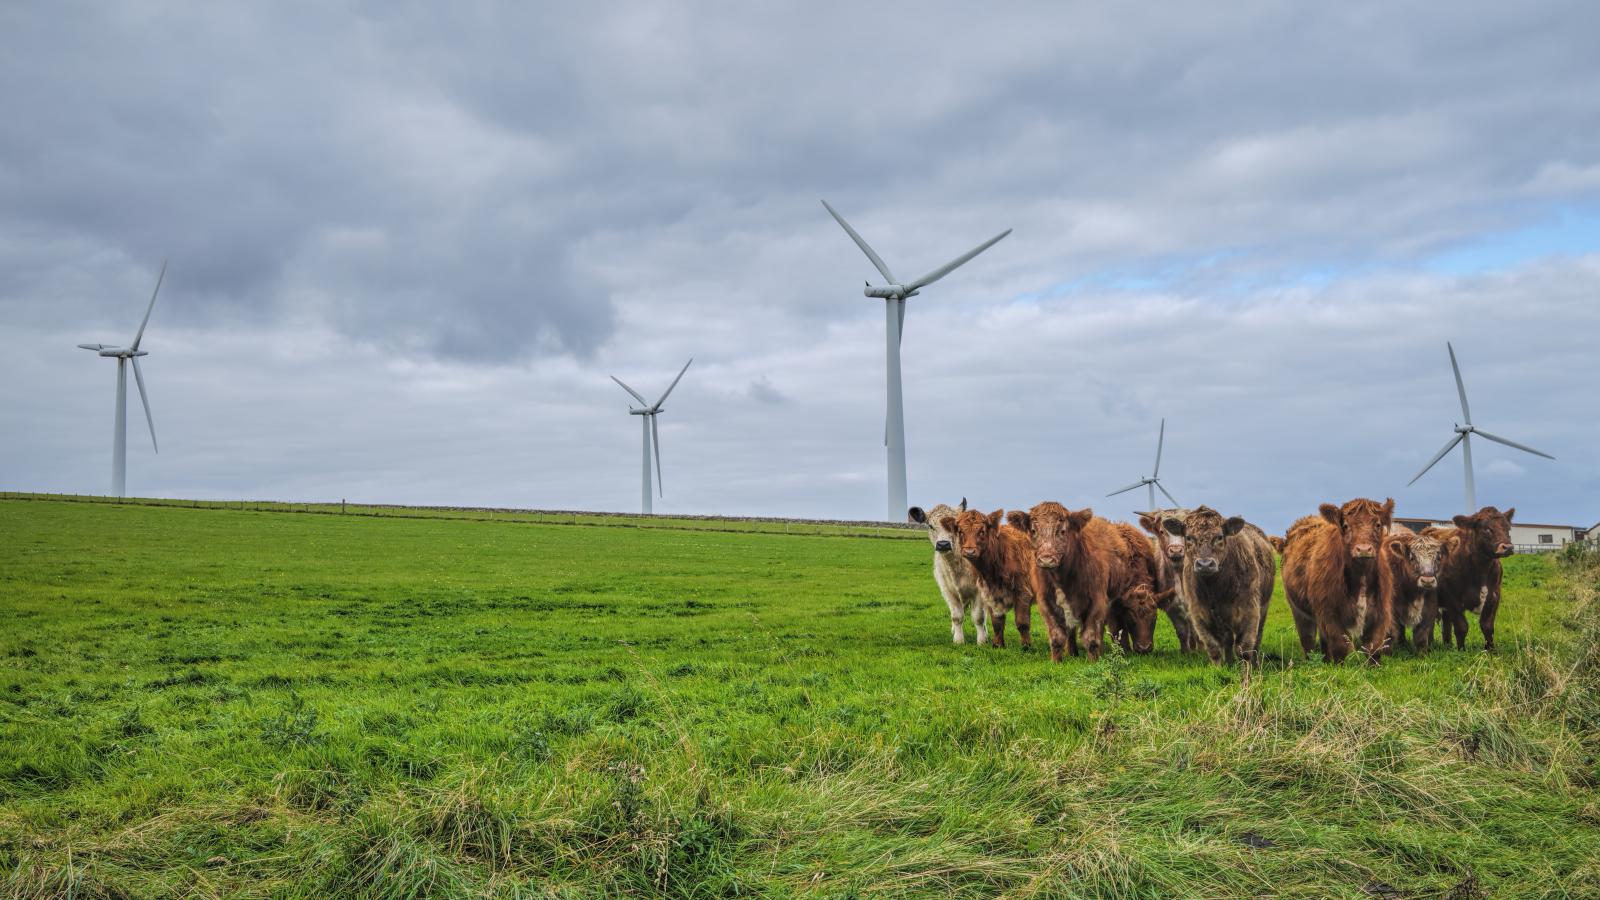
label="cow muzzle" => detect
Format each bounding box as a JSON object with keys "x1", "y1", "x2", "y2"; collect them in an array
[
  {"x1": 1417, "y1": 575, "x2": 1437, "y2": 589},
  {"x1": 934, "y1": 540, "x2": 952, "y2": 552},
  {"x1": 1495, "y1": 543, "x2": 1514, "y2": 557},
  {"x1": 1352, "y1": 543, "x2": 1376, "y2": 559},
  {"x1": 1036, "y1": 556, "x2": 1059, "y2": 569},
  {"x1": 1193, "y1": 558, "x2": 1219, "y2": 576},
  {"x1": 961, "y1": 548, "x2": 981, "y2": 560}
]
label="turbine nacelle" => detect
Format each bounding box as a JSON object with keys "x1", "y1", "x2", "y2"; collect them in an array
[{"x1": 863, "y1": 284, "x2": 918, "y2": 300}]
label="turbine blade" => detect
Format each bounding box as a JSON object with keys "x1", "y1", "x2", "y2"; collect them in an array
[
  {"x1": 1153, "y1": 418, "x2": 1165, "y2": 477},
  {"x1": 1472, "y1": 428, "x2": 1555, "y2": 460},
  {"x1": 651, "y1": 414, "x2": 663, "y2": 496},
  {"x1": 1409, "y1": 433, "x2": 1464, "y2": 485},
  {"x1": 77, "y1": 343, "x2": 107, "y2": 351},
  {"x1": 130, "y1": 260, "x2": 166, "y2": 351},
  {"x1": 610, "y1": 375, "x2": 648, "y2": 407},
  {"x1": 906, "y1": 228, "x2": 1011, "y2": 291},
  {"x1": 1106, "y1": 480, "x2": 1146, "y2": 497},
  {"x1": 654, "y1": 357, "x2": 693, "y2": 408},
  {"x1": 896, "y1": 296, "x2": 905, "y2": 346},
  {"x1": 1447, "y1": 341, "x2": 1471, "y2": 425},
  {"x1": 821, "y1": 200, "x2": 896, "y2": 284},
  {"x1": 1156, "y1": 481, "x2": 1178, "y2": 506},
  {"x1": 131, "y1": 357, "x2": 158, "y2": 453}
]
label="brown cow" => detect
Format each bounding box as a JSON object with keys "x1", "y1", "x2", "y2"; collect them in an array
[
  {"x1": 1424, "y1": 506, "x2": 1515, "y2": 651},
  {"x1": 1136, "y1": 509, "x2": 1199, "y2": 652},
  {"x1": 1382, "y1": 528, "x2": 1454, "y2": 654},
  {"x1": 1282, "y1": 498, "x2": 1395, "y2": 664},
  {"x1": 1107, "y1": 521, "x2": 1167, "y2": 653},
  {"x1": 1161, "y1": 506, "x2": 1275, "y2": 665},
  {"x1": 1267, "y1": 535, "x2": 1287, "y2": 555},
  {"x1": 942, "y1": 509, "x2": 1037, "y2": 650},
  {"x1": 1006, "y1": 503, "x2": 1127, "y2": 662}
]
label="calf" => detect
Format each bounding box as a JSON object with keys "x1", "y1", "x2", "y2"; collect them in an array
[
  {"x1": 1161, "y1": 506, "x2": 1275, "y2": 665},
  {"x1": 942, "y1": 508, "x2": 1038, "y2": 650},
  {"x1": 1282, "y1": 498, "x2": 1395, "y2": 664},
  {"x1": 1382, "y1": 528, "x2": 1452, "y2": 654},
  {"x1": 1136, "y1": 509, "x2": 1199, "y2": 652},
  {"x1": 909, "y1": 500, "x2": 989, "y2": 644},
  {"x1": 1006, "y1": 503, "x2": 1125, "y2": 662},
  {"x1": 1424, "y1": 506, "x2": 1515, "y2": 651},
  {"x1": 1108, "y1": 521, "x2": 1172, "y2": 654}
]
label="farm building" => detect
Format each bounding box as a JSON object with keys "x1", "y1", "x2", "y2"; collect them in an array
[{"x1": 1394, "y1": 515, "x2": 1588, "y2": 552}]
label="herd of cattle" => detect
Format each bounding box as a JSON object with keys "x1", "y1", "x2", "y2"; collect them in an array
[{"x1": 907, "y1": 499, "x2": 1519, "y2": 665}]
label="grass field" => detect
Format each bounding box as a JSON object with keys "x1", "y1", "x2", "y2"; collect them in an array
[{"x1": 2, "y1": 498, "x2": 1598, "y2": 898}]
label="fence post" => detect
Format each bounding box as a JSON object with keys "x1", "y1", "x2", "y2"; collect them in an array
[{"x1": 342, "y1": 498, "x2": 347, "y2": 515}]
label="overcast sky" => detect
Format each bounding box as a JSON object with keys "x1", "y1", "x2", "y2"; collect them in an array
[{"x1": 3, "y1": 2, "x2": 1598, "y2": 531}]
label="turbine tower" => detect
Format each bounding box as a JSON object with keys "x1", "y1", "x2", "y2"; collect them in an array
[
  {"x1": 821, "y1": 200, "x2": 1011, "y2": 520},
  {"x1": 77, "y1": 261, "x2": 166, "y2": 497},
  {"x1": 1409, "y1": 341, "x2": 1554, "y2": 511},
  {"x1": 611, "y1": 358, "x2": 693, "y2": 514},
  {"x1": 1106, "y1": 418, "x2": 1178, "y2": 511}
]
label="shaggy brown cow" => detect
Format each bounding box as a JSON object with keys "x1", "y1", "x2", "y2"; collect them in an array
[
  {"x1": 1267, "y1": 535, "x2": 1287, "y2": 555},
  {"x1": 942, "y1": 508, "x2": 1038, "y2": 650},
  {"x1": 1006, "y1": 503, "x2": 1128, "y2": 662},
  {"x1": 1106, "y1": 521, "x2": 1167, "y2": 653},
  {"x1": 1382, "y1": 528, "x2": 1453, "y2": 653},
  {"x1": 1161, "y1": 506, "x2": 1275, "y2": 665},
  {"x1": 1424, "y1": 506, "x2": 1515, "y2": 651},
  {"x1": 1136, "y1": 509, "x2": 1199, "y2": 652},
  {"x1": 1282, "y1": 498, "x2": 1395, "y2": 664}
]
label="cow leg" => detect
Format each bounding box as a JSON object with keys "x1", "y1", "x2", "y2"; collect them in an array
[
  {"x1": 1479, "y1": 582, "x2": 1500, "y2": 653},
  {"x1": 1360, "y1": 615, "x2": 1389, "y2": 666},
  {"x1": 1317, "y1": 607, "x2": 1353, "y2": 663},
  {"x1": 1413, "y1": 595, "x2": 1435, "y2": 655},
  {"x1": 1029, "y1": 578, "x2": 1072, "y2": 663},
  {"x1": 973, "y1": 603, "x2": 989, "y2": 646},
  {"x1": 1448, "y1": 608, "x2": 1469, "y2": 649},
  {"x1": 1013, "y1": 596, "x2": 1032, "y2": 650},
  {"x1": 1287, "y1": 597, "x2": 1318, "y2": 657},
  {"x1": 1080, "y1": 595, "x2": 1109, "y2": 662},
  {"x1": 1067, "y1": 629, "x2": 1080, "y2": 658},
  {"x1": 947, "y1": 591, "x2": 967, "y2": 644},
  {"x1": 990, "y1": 609, "x2": 1007, "y2": 649}
]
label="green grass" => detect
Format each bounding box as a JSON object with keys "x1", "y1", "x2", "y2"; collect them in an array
[{"x1": 2, "y1": 498, "x2": 1597, "y2": 898}]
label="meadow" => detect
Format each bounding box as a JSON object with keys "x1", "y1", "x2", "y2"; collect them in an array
[{"x1": 1, "y1": 497, "x2": 1597, "y2": 898}]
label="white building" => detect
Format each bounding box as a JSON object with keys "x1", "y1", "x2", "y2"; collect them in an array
[{"x1": 1393, "y1": 516, "x2": 1586, "y2": 552}]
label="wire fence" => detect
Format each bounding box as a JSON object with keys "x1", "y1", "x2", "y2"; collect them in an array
[{"x1": 0, "y1": 491, "x2": 924, "y2": 541}]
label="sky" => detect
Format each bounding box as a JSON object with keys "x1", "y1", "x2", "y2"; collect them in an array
[{"x1": 2, "y1": 2, "x2": 1598, "y2": 532}]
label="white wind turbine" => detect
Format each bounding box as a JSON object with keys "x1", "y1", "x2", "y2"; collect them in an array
[
  {"x1": 611, "y1": 358, "x2": 693, "y2": 514},
  {"x1": 1409, "y1": 341, "x2": 1554, "y2": 511},
  {"x1": 1106, "y1": 418, "x2": 1178, "y2": 511},
  {"x1": 821, "y1": 200, "x2": 1011, "y2": 520},
  {"x1": 77, "y1": 261, "x2": 166, "y2": 498}
]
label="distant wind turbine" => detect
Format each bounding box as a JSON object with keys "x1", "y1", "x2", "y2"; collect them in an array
[
  {"x1": 1409, "y1": 341, "x2": 1553, "y2": 511},
  {"x1": 821, "y1": 200, "x2": 1011, "y2": 520},
  {"x1": 1106, "y1": 418, "x2": 1178, "y2": 511},
  {"x1": 78, "y1": 261, "x2": 166, "y2": 497},
  {"x1": 611, "y1": 358, "x2": 693, "y2": 514}
]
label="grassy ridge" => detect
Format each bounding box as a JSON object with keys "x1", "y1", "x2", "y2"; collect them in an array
[{"x1": 1, "y1": 499, "x2": 1597, "y2": 897}]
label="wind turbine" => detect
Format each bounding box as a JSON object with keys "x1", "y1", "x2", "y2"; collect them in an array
[
  {"x1": 611, "y1": 358, "x2": 693, "y2": 514},
  {"x1": 1106, "y1": 418, "x2": 1178, "y2": 511},
  {"x1": 1409, "y1": 341, "x2": 1554, "y2": 511},
  {"x1": 821, "y1": 200, "x2": 1011, "y2": 520},
  {"x1": 78, "y1": 261, "x2": 166, "y2": 497}
]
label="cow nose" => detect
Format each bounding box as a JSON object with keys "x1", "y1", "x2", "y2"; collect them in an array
[
  {"x1": 962, "y1": 548, "x2": 980, "y2": 560},
  {"x1": 1353, "y1": 544, "x2": 1375, "y2": 558},
  {"x1": 935, "y1": 540, "x2": 952, "y2": 552},
  {"x1": 1194, "y1": 558, "x2": 1218, "y2": 574},
  {"x1": 1418, "y1": 575, "x2": 1437, "y2": 588},
  {"x1": 1495, "y1": 543, "x2": 1514, "y2": 556}
]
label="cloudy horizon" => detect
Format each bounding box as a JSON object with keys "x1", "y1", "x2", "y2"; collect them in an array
[{"x1": 3, "y1": 2, "x2": 1598, "y2": 533}]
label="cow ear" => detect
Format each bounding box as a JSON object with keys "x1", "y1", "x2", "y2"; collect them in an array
[
  {"x1": 987, "y1": 509, "x2": 1004, "y2": 530},
  {"x1": 1162, "y1": 517, "x2": 1186, "y2": 537},
  {"x1": 1068, "y1": 508, "x2": 1094, "y2": 530},
  {"x1": 1136, "y1": 512, "x2": 1159, "y2": 534},
  {"x1": 1382, "y1": 498, "x2": 1395, "y2": 525},
  {"x1": 959, "y1": 497, "x2": 967, "y2": 511},
  {"x1": 1452, "y1": 514, "x2": 1474, "y2": 529},
  {"x1": 1006, "y1": 510, "x2": 1031, "y2": 532},
  {"x1": 939, "y1": 516, "x2": 958, "y2": 533},
  {"x1": 908, "y1": 506, "x2": 927, "y2": 524},
  {"x1": 1503, "y1": 507, "x2": 1515, "y2": 522},
  {"x1": 1222, "y1": 517, "x2": 1247, "y2": 536},
  {"x1": 1384, "y1": 535, "x2": 1408, "y2": 557},
  {"x1": 1319, "y1": 503, "x2": 1342, "y2": 525},
  {"x1": 1446, "y1": 533, "x2": 1462, "y2": 552}
]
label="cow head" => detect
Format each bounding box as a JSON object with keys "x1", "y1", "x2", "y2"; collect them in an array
[
  {"x1": 1320, "y1": 497, "x2": 1394, "y2": 564},
  {"x1": 909, "y1": 497, "x2": 965, "y2": 554},
  {"x1": 1137, "y1": 509, "x2": 1186, "y2": 562},
  {"x1": 1452, "y1": 506, "x2": 1516, "y2": 558},
  {"x1": 1007, "y1": 502, "x2": 1092, "y2": 569},
  {"x1": 1163, "y1": 506, "x2": 1246, "y2": 578},
  {"x1": 945, "y1": 507, "x2": 1005, "y2": 562},
  {"x1": 1120, "y1": 586, "x2": 1159, "y2": 653},
  {"x1": 1384, "y1": 531, "x2": 1451, "y2": 590}
]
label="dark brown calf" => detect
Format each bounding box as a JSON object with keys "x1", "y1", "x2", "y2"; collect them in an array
[
  {"x1": 1382, "y1": 529, "x2": 1453, "y2": 654},
  {"x1": 1282, "y1": 498, "x2": 1394, "y2": 664},
  {"x1": 1161, "y1": 507, "x2": 1275, "y2": 665},
  {"x1": 1006, "y1": 503, "x2": 1125, "y2": 662},
  {"x1": 1425, "y1": 506, "x2": 1515, "y2": 651},
  {"x1": 1108, "y1": 521, "x2": 1171, "y2": 654},
  {"x1": 942, "y1": 509, "x2": 1038, "y2": 650}
]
